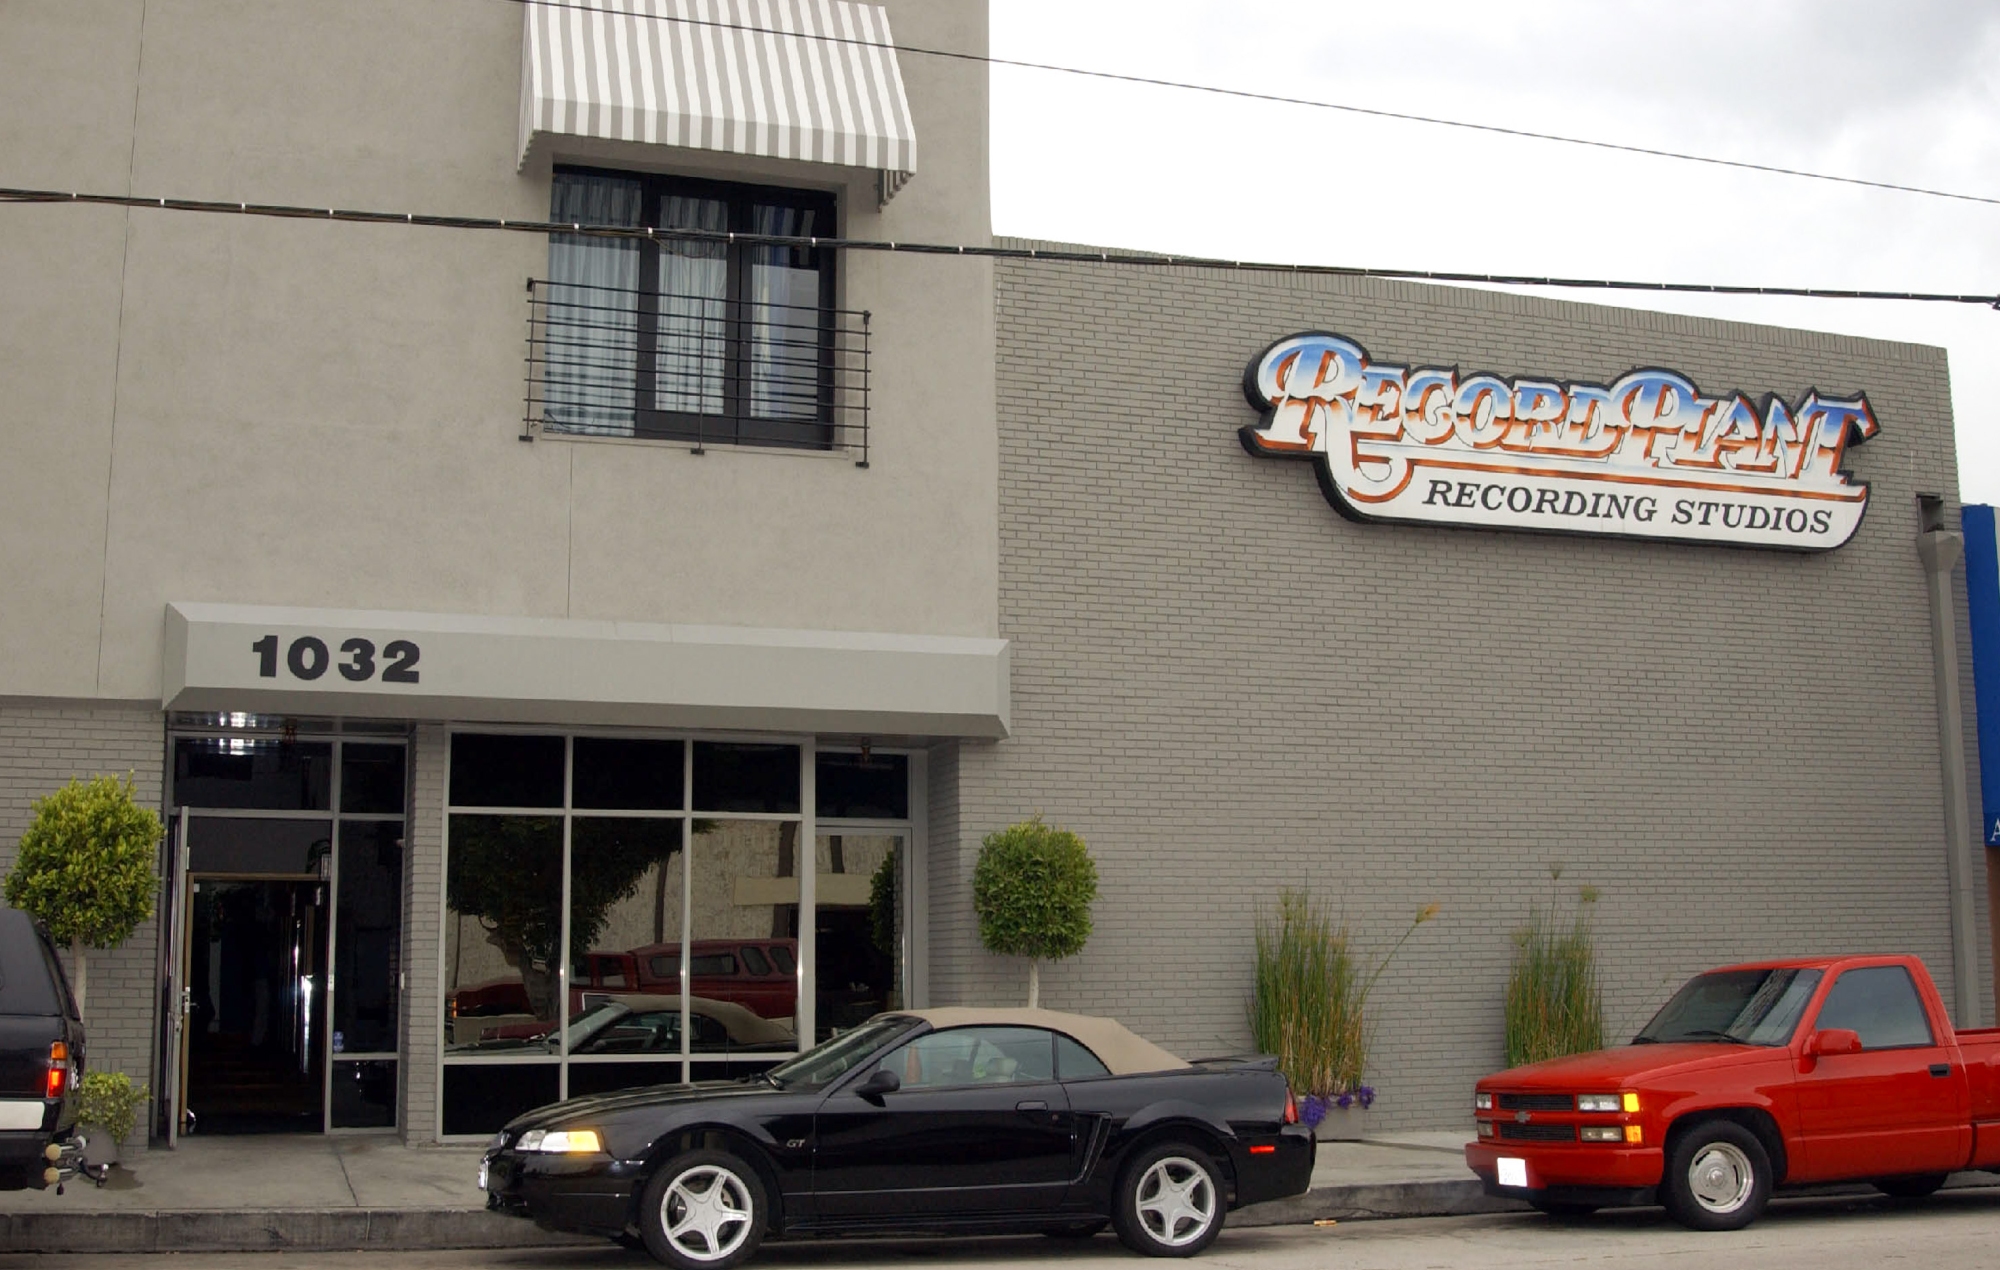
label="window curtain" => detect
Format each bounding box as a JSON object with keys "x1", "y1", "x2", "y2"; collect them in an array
[
  {"x1": 748, "y1": 203, "x2": 822, "y2": 422},
  {"x1": 655, "y1": 196, "x2": 729, "y2": 417},
  {"x1": 545, "y1": 174, "x2": 643, "y2": 435}
]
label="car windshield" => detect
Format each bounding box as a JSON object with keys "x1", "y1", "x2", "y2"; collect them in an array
[
  {"x1": 1634, "y1": 968, "x2": 1823, "y2": 1046},
  {"x1": 763, "y1": 1016, "x2": 920, "y2": 1090}
]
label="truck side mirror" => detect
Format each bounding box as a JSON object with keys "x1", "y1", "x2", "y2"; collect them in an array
[
  {"x1": 855, "y1": 1067, "x2": 901, "y2": 1101},
  {"x1": 1806, "y1": 1028, "x2": 1862, "y2": 1057}
]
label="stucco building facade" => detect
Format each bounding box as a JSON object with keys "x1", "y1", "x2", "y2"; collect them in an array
[{"x1": 0, "y1": 0, "x2": 1989, "y2": 1143}]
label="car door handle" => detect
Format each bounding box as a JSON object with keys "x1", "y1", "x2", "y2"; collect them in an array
[
  {"x1": 1929, "y1": 1063, "x2": 1951, "y2": 1078},
  {"x1": 1016, "y1": 1100, "x2": 1048, "y2": 1113}
]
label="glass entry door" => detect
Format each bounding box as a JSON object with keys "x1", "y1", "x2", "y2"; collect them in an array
[
  {"x1": 183, "y1": 875, "x2": 327, "y2": 1133},
  {"x1": 165, "y1": 732, "x2": 407, "y2": 1137}
]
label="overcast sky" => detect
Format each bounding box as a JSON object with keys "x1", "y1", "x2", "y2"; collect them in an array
[{"x1": 988, "y1": 0, "x2": 2000, "y2": 503}]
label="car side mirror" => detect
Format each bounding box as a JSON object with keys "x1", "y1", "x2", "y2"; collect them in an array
[
  {"x1": 855, "y1": 1068, "x2": 900, "y2": 1101},
  {"x1": 1807, "y1": 1028, "x2": 1862, "y2": 1057}
]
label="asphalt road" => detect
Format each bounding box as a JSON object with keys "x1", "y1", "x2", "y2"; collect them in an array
[{"x1": 6, "y1": 1187, "x2": 1998, "y2": 1270}]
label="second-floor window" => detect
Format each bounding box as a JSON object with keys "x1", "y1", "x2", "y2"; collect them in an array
[{"x1": 539, "y1": 168, "x2": 838, "y2": 449}]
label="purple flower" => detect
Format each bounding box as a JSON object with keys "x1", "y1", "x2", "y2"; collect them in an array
[
  {"x1": 1357, "y1": 1085, "x2": 1376, "y2": 1110},
  {"x1": 1334, "y1": 1091, "x2": 1353, "y2": 1109},
  {"x1": 1299, "y1": 1094, "x2": 1327, "y2": 1128}
]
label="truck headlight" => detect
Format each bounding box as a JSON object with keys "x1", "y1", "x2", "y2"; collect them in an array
[
  {"x1": 1474, "y1": 1092, "x2": 1492, "y2": 1111},
  {"x1": 1580, "y1": 1126, "x2": 1624, "y2": 1142},
  {"x1": 1576, "y1": 1094, "x2": 1620, "y2": 1112}
]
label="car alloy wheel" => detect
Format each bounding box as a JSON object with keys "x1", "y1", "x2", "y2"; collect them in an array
[
  {"x1": 1115, "y1": 1143, "x2": 1224, "y2": 1257},
  {"x1": 640, "y1": 1149, "x2": 767, "y2": 1270},
  {"x1": 1661, "y1": 1119, "x2": 1771, "y2": 1232}
]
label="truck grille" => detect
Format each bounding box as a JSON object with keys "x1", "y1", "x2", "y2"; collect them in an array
[
  {"x1": 1498, "y1": 1093, "x2": 1574, "y2": 1111},
  {"x1": 1499, "y1": 1122, "x2": 1576, "y2": 1143}
]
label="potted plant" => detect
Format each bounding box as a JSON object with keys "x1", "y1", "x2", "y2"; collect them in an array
[
  {"x1": 972, "y1": 817, "x2": 1097, "y2": 1008},
  {"x1": 78, "y1": 1071, "x2": 148, "y2": 1166},
  {"x1": 1249, "y1": 890, "x2": 1436, "y2": 1139}
]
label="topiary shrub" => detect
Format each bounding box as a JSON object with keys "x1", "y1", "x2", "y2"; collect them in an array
[
  {"x1": 972, "y1": 816, "x2": 1097, "y2": 1007},
  {"x1": 4, "y1": 774, "x2": 162, "y2": 1017}
]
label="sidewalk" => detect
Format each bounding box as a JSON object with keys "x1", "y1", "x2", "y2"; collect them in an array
[{"x1": 0, "y1": 1130, "x2": 1498, "y2": 1254}]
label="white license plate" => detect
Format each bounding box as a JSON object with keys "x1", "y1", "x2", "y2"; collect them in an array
[
  {"x1": 478, "y1": 1158, "x2": 490, "y2": 1191},
  {"x1": 1497, "y1": 1157, "x2": 1528, "y2": 1188}
]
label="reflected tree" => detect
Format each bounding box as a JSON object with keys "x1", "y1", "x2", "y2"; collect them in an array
[{"x1": 448, "y1": 816, "x2": 682, "y2": 1019}]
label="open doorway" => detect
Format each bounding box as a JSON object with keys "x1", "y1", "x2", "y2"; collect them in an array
[{"x1": 184, "y1": 878, "x2": 326, "y2": 1133}]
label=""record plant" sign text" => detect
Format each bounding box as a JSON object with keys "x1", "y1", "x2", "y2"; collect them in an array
[{"x1": 1241, "y1": 332, "x2": 1878, "y2": 550}]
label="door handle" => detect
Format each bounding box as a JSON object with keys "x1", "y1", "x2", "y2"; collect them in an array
[
  {"x1": 1016, "y1": 1100, "x2": 1048, "y2": 1113},
  {"x1": 1929, "y1": 1063, "x2": 1951, "y2": 1078}
]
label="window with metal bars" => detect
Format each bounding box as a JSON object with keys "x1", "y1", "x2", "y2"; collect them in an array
[{"x1": 531, "y1": 168, "x2": 866, "y2": 453}]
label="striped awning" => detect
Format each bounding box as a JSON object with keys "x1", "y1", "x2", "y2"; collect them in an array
[{"x1": 518, "y1": 0, "x2": 918, "y2": 183}]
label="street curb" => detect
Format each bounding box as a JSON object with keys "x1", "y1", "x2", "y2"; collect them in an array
[
  {"x1": 4, "y1": 1176, "x2": 1988, "y2": 1253},
  {"x1": 1235, "y1": 1179, "x2": 1525, "y2": 1226},
  {"x1": 0, "y1": 1183, "x2": 1514, "y2": 1253},
  {"x1": 0, "y1": 1208, "x2": 594, "y2": 1255}
]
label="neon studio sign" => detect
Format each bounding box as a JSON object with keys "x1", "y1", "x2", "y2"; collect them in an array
[{"x1": 1241, "y1": 332, "x2": 1878, "y2": 550}]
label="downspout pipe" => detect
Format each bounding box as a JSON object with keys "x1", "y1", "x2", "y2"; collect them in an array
[{"x1": 1917, "y1": 494, "x2": 1983, "y2": 1029}]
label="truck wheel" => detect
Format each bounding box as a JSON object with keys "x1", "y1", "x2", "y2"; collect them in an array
[
  {"x1": 1873, "y1": 1174, "x2": 1947, "y2": 1200},
  {"x1": 638, "y1": 1149, "x2": 767, "y2": 1270},
  {"x1": 1113, "y1": 1142, "x2": 1225, "y2": 1257},
  {"x1": 1661, "y1": 1120, "x2": 1771, "y2": 1232}
]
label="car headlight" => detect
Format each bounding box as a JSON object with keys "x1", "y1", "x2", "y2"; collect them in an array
[
  {"x1": 516, "y1": 1128, "x2": 604, "y2": 1154},
  {"x1": 1474, "y1": 1092, "x2": 1492, "y2": 1111},
  {"x1": 1576, "y1": 1094, "x2": 1620, "y2": 1112},
  {"x1": 486, "y1": 1131, "x2": 508, "y2": 1153}
]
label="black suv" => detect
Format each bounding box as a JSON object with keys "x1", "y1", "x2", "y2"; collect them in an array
[{"x1": 0, "y1": 906, "x2": 85, "y2": 1188}]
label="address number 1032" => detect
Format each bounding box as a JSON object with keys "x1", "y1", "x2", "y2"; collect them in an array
[{"x1": 252, "y1": 634, "x2": 421, "y2": 684}]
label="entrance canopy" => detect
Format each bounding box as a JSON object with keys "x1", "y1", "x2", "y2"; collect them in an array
[
  {"x1": 162, "y1": 602, "x2": 1009, "y2": 738},
  {"x1": 517, "y1": 0, "x2": 919, "y2": 182}
]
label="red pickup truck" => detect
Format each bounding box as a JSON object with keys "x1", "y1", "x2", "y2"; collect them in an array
[{"x1": 1466, "y1": 954, "x2": 2000, "y2": 1230}]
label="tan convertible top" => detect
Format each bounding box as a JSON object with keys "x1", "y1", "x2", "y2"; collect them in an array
[{"x1": 901, "y1": 1008, "x2": 1190, "y2": 1076}]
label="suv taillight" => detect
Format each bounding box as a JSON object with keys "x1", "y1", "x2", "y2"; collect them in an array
[
  {"x1": 1283, "y1": 1087, "x2": 1299, "y2": 1125},
  {"x1": 46, "y1": 1042, "x2": 67, "y2": 1098}
]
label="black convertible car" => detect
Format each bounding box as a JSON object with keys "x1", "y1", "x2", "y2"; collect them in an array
[{"x1": 482, "y1": 1007, "x2": 1314, "y2": 1267}]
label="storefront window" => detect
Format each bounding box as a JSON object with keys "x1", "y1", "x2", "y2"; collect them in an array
[{"x1": 439, "y1": 734, "x2": 914, "y2": 1137}]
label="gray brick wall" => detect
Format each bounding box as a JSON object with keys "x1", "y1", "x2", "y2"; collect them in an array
[
  {"x1": 0, "y1": 700, "x2": 164, "y2": 1136},
  {"x1": 400, "y1": 724, "x2": 445, "y2": 1143},
  {"x1": 960, "y1": 255, "x2": 1992, "y2": 1129}
]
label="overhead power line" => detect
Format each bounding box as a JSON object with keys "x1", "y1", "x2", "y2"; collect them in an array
[
  {"x1": 3, "y1": 185, "x2": 1995, "y2": 307},
  {"x1": 498, "y1": 0, "x2": 2000, "y2": 210}
]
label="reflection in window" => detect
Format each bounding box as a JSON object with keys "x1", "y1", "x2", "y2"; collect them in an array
[
  {"x1": 689, "y1": 822, "x2": 797, "y2": 1049},
  {"x1": 567, "y1": 817, "x2": 686, "y2": 1014},
  {"x1": 817, "y1": 833, "x2": 902, "y2": 1035},
  {"x1": 1057, "y1": 1034, "x2": 1110, "y2": 1080},
  {"x1": 444, "y1": 816, "x2": 561, "y2": 1050},
  {"x1": 1815, "y1": 966, "x2": 1936, "y2": 1049}
]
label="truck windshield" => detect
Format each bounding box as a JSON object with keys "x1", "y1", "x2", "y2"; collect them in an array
[{"x1": 1634, "y1": 968, "x2": 1823, "y2": 1046}]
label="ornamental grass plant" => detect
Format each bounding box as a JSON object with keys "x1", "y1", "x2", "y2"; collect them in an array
[
  {"x1": 1250, "y1": 890, "x2": 1437, "y2": 1116},
  {"x1": 1504, "y1": 873, "x2": 1606, "y2": 1067}
]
